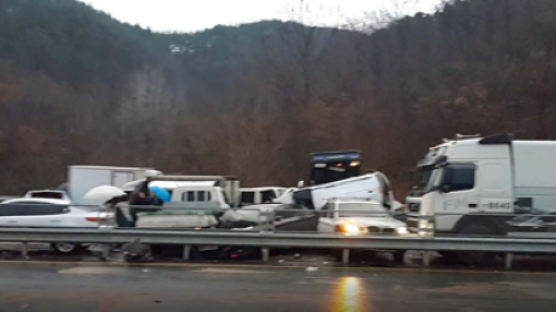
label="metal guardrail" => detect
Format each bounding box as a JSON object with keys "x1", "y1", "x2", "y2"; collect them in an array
[
  {"x1": 1, "y1": 227, "x2": 556, "y2": 268},
  {"x1": 1, "y1": 227, "x2": 556, "y2": 252},
  {"x1": 2, "y1": 201, "x2": 556, "y2": 268}
]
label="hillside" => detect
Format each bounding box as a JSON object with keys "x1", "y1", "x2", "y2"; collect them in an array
[{"x1": 0, "y1": 0, "x2": 555, "y2": 195}]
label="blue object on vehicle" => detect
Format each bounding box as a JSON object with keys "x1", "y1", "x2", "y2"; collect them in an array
[{"x1": 149, "y1": 186, "x2": 171, "y2": 203}]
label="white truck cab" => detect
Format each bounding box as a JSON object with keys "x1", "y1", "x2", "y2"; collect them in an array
[{"x1": 407, "y1": 134, "x2": 556, "y2": 236}]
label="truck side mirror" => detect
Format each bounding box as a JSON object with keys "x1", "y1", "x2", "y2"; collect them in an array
[
  {"x1": 440, "y1": 184, "x2": 451, "y2": 193},
  {"x1": 297, "y1": 180, "x2": 305, "y2": 188}
]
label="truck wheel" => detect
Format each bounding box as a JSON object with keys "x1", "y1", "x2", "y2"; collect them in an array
[
  {"x1": 52, "y1": 242, "x2": 81, "y2": 255},
  {"x1": 393, "y1": 250, "x2": 405, "y2": 264},
  {"x1": 438, "y1": 251, "x2": 459, "y2": 263},
  {"x1": 457, "y1": 223, "x2": 497, "y2": 266}
]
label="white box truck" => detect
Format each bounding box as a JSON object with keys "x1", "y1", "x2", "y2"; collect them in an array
[
  {"x1": 406, "y1": 134, "x2": 556, "y2": 236},
  {"x1": 68, "y1": 165, "x2": 158, "y2": 205}
]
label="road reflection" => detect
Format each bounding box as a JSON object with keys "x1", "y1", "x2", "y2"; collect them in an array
[{"x1": 330, "y1": 276, "x2": 370, "y2": 312}]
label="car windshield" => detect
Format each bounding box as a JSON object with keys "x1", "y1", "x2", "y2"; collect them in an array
[{"x1": 337, "y1": 203, "x2": 387, "y2": 217}]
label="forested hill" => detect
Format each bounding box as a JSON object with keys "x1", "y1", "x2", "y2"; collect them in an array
[{"x1": 0, "y1": 0, "x2": 555, "y2": 195}]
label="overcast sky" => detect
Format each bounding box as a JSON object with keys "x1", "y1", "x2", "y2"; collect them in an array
[{"x1": 77, "y1": 0, "x2": 443, "y2": 33}]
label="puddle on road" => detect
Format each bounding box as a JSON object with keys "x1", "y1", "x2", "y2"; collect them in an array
[
  {"x1": 58, "y1": 266, "x2": 130, "y2": 275},
  {"x1": 192, "y1": 267, "x2": 271, "y2": 274}
]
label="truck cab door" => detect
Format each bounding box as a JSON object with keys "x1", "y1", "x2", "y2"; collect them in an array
[{"x1": 435, "y1": 163, "x2": 479, "y2": 232}]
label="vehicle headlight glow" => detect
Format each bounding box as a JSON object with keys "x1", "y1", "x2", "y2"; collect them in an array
[
  {"x1": 418, "y1": 218, "x2": 434, "y2": 237},
  {"x1": 336, "y1": 223, "x2": 368, "y2": 235},
  {"x1": 418, "y1": 219, "x2": 434, "y2": 229},
  {"x1": 396, "y1": 227, "x2": 408, "y2": 235}
]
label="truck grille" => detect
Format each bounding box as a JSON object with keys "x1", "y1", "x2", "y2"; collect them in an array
[{"x1": 407, "y1": 202, "x2": 420, "y2": 213}]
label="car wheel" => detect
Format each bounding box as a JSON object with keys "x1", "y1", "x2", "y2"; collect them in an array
[{"x1": 51, "y1": 242, "x2": 80, "y2": 254}]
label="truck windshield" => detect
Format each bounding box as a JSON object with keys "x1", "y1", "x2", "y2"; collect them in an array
[{"x1": 411, "y1": 166, "x2": 440, "y2": 196}]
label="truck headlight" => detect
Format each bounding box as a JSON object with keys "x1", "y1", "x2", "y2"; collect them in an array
[
  {"x1": 396, "y1": 227, "x2": 408, "y2": 235},
  {"x1": 418, "y1": 218, "x2": 434, "y2": 237},
  {"x1": 335, "y1": 223, "x2": 368, "y2": 235},
  {"x1": 418, "y1": 218, "x2": 434, "y2": 229}
]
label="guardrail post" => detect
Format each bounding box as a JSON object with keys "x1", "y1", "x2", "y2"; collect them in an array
[
  {"x1": 422, "y1": 251, "x2": 431, "y2": 267},
  {"x1": 182, "y1": 245, "x2": 191, "y2": 261},
  {"x1": 100, "y1": 244, "x2": 110, "y2": 260},
  {"x1": 341, "y1": 248, "x2": 350, "y2": 265},
  {"x1": 261, "y1": 247, "x2": 269, "y2": 262},
  {"x1": 270, "y1": 209, "x2": 276, "y2": 233},
  {"x1": 504, "y1": 252, "x2": 513, "y2": 270},
  {"x1": 20, "y1": 242, "x2": 29, "y2": 260}
]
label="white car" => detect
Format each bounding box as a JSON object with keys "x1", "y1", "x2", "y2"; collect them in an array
[
  {"x1": 0, "y1": 198, "x2": 112, "y2": 253},
  {"x1": 318, "y1": 199, "x2": 407, "y2": 235},
  {"x1": 318, "y1": 199, "x2": 408, "y2": 262}
]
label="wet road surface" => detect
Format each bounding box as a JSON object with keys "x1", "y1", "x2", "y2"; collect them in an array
[{"x1": 1, "y1": 262, "x2": 556, "y2": 312}]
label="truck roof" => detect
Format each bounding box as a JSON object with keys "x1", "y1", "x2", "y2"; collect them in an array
[
  {"x1": 240, "y1": 187, "x2": 286, "y2": 191},
  {"x1": 147, "y1": 175, "x2": 239, "y2": 181},
  {"x1": 69, "y1": 165, "x2": 153, "y2": 171}
]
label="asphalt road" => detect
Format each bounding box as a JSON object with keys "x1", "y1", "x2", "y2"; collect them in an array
[{"x1": 0, "y1": 262, "x2": 555, "y2": 312}]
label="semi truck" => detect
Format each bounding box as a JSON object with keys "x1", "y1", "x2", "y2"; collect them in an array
[{"x1": 406, "y1": 134, "x2": 556, "y2": 236}]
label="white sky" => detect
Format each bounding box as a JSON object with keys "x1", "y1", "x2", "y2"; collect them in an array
[{"x1": 77, "y1": 0, "x2": 443, "y2": 33}]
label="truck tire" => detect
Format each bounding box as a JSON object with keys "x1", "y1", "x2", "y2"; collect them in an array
[
  {"x1": 393, "y1": 250, "x2": 405, "y2": 264},
  {"x1": 457, "y1": 223, "x2": 497, "y2": 266},
  {"x1": 51, "y1": 242, "x2": 83, "y2": 255}
]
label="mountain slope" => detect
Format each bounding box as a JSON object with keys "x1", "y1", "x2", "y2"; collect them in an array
[{"x1": 0, "y1": 0, "x2": 555, "y2": 195}]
